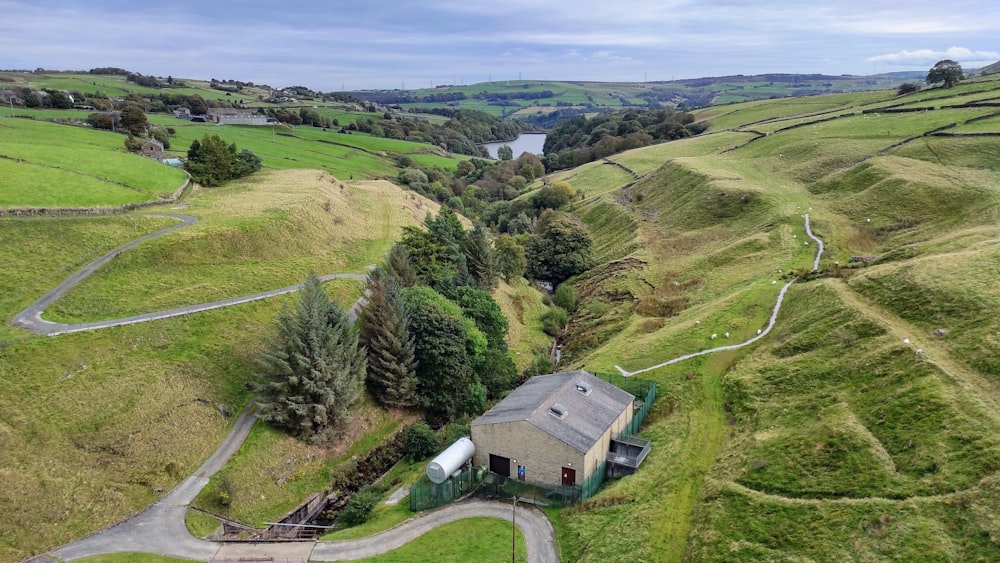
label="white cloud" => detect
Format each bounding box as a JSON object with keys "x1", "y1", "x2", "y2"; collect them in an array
[{"x1": 866, "y1": 47, "x2": 1000, "y2": 66}]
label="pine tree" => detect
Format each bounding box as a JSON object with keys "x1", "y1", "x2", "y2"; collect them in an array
[
  {"x1": 258, "y1": 273, "x2": 366, "y2": 439},
  {"x1": 463, "y1": 223, "x2": 500, "y2": 290},
  {"x1": 359, "y1": 268, "x2": 418, "y2": 408},
  {"x1": 385, "y1": 243, "x2": 418, "y2": 288}
]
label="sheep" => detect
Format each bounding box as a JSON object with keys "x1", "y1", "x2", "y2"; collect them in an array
[
  {"x1": 916, "y1": 348, "x2": 925, "y2": 355},
  {"x1": 757, "y1": 329, "x2": 762, "y2": 335},
  {"x1": 724, "y1": 332, "x2": 730, "y2": 338},
  {"x1": 903, "y1": 337, "x2": 910, "y2": 345},
  {"x1": 711, "y1": 333, "x2": 717, "y2": 340},
  {"x1": 772, "y1": 280, "x2": 777, "y2": 285}
]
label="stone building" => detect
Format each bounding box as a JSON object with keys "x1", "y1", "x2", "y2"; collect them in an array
[
  {"x1": 140, "y1": 139, "x2": 165, "y2": 160},
  {"x1": 470, "y1": 370, "x2": 640, "y2": 487}
]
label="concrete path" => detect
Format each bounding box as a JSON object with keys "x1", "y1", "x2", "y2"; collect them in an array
[
  {"x1": 616, "y1": 213, "x2": 824, "y2": 377},
  {"x1": 311, "y1": 499, "x2": 558, "y2": 562}
]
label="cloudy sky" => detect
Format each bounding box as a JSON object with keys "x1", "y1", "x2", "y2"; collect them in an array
[{"x1": 2, "y1": 0, "x2": 998, "y2": 91}]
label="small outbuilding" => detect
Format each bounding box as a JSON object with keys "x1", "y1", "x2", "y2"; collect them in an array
[{"x1": 471, "y1": 370, "x2": 642, "y2": 488}]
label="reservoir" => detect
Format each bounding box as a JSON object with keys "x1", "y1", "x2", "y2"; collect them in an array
[{"x1": 480, "y1": 133, "x2": 547, "y2": 159}]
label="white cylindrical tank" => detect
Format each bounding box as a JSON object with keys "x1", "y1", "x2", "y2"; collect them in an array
[{"x1": 426, "y1": 437, "x2": 475, "y2": 484}]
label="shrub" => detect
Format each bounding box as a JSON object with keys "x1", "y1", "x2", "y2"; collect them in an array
[
  {"x1": 339, "y1": 487, "x2": 379, "y2": 527},
  {"x1": 541, "y1": 307, "x2": 568, "y2": 336},
  {"x1": 402, "y1": 422, "x2": 440, "y2": 461},
  {"x1": 553, "y1": 283, "x2": 578, "y2": 312}
]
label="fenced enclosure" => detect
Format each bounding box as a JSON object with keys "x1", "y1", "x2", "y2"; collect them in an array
[{"x1": 409, "y1": 465, "x2": 478, "y2": 512}]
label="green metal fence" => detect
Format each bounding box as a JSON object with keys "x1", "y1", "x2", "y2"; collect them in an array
[
  {"x1": 477, "y1": 471, "x2": 584, "y2": 507},
  {"x1": 594, "y1": 372, "x2": 657, "y2": 437},
  {"x1": 408, "y1": 465, "x2": 478, "y2": 512}
]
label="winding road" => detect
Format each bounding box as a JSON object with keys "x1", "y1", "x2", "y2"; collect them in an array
[{"x1": 20, "y1": 212, "x2": 558, "y2": 562}]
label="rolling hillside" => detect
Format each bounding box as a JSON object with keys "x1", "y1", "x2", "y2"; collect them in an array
[
  {"x1": 2, "y1": 68, "x2": 999, "y2": 562},
  {"x1": 542, "y1": 74, "x2": 1000, "y2": 561}
]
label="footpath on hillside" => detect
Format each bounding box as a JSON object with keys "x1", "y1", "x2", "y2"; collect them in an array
[{"x1": 616, "y1": 213, "x2": 824, "y2": 377}]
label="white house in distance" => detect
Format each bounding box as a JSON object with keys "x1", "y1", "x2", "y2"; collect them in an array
[{"x1": 470, "y1": 370, "x2": 649, "y2": 488}]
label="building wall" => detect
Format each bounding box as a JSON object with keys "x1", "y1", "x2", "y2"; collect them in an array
[
  {"x1": 472, "y1": 420, "x2": 585, "y2": 486},
  {"x1": 582, "y1": 401, "x2": 634, "y2": 478}
]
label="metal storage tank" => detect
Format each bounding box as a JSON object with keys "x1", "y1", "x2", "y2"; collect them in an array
[{"x1": 426, "y1": 437, "x2": 475, "y2": 484}]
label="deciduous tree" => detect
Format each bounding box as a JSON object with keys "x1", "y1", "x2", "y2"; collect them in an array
[
  {"x1": 525, "y1": 211, "x2": 593, "y2": 285},
  {"x1": 927, "y1": 60, "x2": 964, "y2": 88}
]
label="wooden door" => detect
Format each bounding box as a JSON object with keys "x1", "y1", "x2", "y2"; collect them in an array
[{"x1": 561, "y1": 466, "x2": 576, "y2": 486}]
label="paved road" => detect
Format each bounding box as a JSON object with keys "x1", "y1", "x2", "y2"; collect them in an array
[{"x1": 617, "y1": 214, "x2": 824, "y2": 377}]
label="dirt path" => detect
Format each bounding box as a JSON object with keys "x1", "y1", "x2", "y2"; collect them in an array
[{"x1": 616, "y1": 213, "x2": 823, "y2": 377}]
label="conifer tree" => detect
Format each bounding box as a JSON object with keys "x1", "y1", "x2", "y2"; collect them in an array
[
  {"x1": 258, "y1": 273, "x2": 366, "y2": 439},
  {"x1": 386, "y1": 243, "x2": 418, "y2": 288},
  {"x1": 463, "y1": 223, "x2": 500, "y2": 290},
  {"x1": 359, "y1": 268, "x2": 418, "y2": 408}
]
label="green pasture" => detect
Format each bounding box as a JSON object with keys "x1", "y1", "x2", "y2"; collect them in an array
[
  {"x1": 14, "y1": 73, "x2": 241, "y2": 103},
  {"x1": 695, "y1": 90, "x2": 894, "y2": 131},
  {"x1": 893, "y1": 135, "x2": 1000, "y2": 170},
  {"x1": 0, "y1": 118, "x2": 187, "y2": 207},
  {"x1": 352, "y1": 518, "x2": 527, "y2": 562}
]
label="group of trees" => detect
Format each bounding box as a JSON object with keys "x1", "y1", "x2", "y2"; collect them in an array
[
  {"x1": 184, "y1": 134, "x2": 262, "y2": 186},
  {"x1": 542, "y1": 107, "x2": 700, "y2": 170},
  {"x1": 343, "y1": 108, "x2": 522, "y2": 156},
  {"x1": 258, "y1": 207, "x2": 523, "y2": 438}
]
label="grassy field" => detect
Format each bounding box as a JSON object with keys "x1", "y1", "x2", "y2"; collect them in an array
[
  {"x1": 5, "y1": 73, "x2": 1000, "y2": 562},
  {"x1": 46, "y1": 170, "x2": 439, "y2": 321},
  {"x1": 0, "y1": 117, "x2": 187, "y2": 208}
]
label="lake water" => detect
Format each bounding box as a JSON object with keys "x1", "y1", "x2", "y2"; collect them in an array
[{"x1": 480, "y1": 133, "x2": 547, "y2": 159}]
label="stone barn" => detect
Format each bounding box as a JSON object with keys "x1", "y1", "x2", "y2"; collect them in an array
[{"x1": 471, "y1": 370, "x2": 639, "y2": 488}]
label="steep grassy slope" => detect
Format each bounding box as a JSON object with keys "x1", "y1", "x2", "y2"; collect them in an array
[{"x1": 544, "y1": 76, "x2": 1000, "y2": 561}]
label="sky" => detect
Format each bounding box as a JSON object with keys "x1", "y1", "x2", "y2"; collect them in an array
[{"x1": 2, "y1": 0, "x2": 998, "y2": 91}]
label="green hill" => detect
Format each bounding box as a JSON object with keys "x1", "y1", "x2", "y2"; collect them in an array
[{"x1": 540, "y1": 75, "x2": 1000, "y2": 561}]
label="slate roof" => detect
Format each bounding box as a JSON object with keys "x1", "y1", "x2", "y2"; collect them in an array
[{"x1": 471, "y1": 370, "x2": 634, "y2": 453}]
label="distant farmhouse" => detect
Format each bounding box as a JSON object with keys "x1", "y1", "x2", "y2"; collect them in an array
[
  {"x1": 471, "y1": 370, "x2": 651, "y2": 488},
  {"x1": 140, "y1": 139, "x2": 165, "y2": 160},
  {"x1": 207, "y1": 108, "x2": 267, "y2": 125}
]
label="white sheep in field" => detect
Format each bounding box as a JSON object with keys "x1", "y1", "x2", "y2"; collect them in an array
[
  {"x1": 903, "y1": 337, "x2": 910, "y2": 345},
  {"x1": 916, "y1": 348, "x2": 925, "y2": 355},
  {"x1": 725, "y1": 332, "x2": 730, "y2": 338},
  {"x1": 711, "y1": 333, "x2": 717, "y2": 340},
  {"x1": 757, "y1": 329, "x2": 762, "y2": 335}
]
